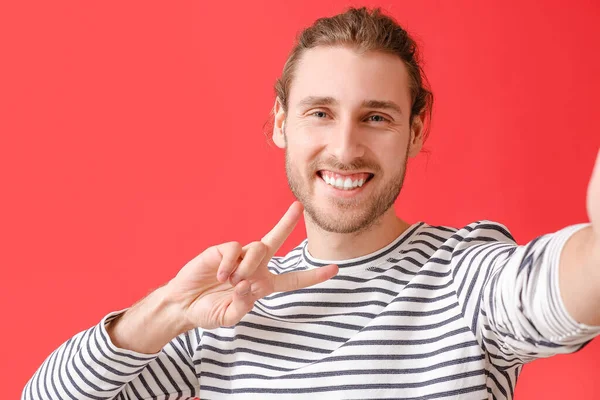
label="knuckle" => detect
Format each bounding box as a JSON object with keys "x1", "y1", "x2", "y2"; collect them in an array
[
  {"x1": 228, "y1": 241, "x2": 242, "y2": 250},
  {"x1": 223, "y1": 241, "x2": 242, "y2": 255},
  {"x1": 197, "y1": 245, "x2": 219, "y2": 264},
  {"x1": 252, "y1": 241, "x2": 267, "y2": 254},
  {"x1": 252, "y1": 282, "x2": 271, "y2": 299},
  {"x1": 205, "y1": 245, "x2": 219, "y2": 255}
]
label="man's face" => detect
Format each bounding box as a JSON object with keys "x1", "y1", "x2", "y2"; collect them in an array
[{"x1": 274, "y1": 46, "x2": 422, "y2": 234}]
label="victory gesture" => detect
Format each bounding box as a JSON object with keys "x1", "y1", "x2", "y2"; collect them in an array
[{"x1": 168, "y1": 201, "x2": 339, "y2": 330}]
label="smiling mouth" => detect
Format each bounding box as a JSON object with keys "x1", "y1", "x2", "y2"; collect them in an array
[{"x1": 317, "y1": 170, "x2": 374, "y2": 191}]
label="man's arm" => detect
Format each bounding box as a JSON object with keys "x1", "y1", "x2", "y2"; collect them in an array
[
  {"x1": 482, "y1": 149, "x2": 600, "y2": 365},
  {"x1": 558, "y1": 226, "x2": 600, "y2": 326},
  {"x1": 21, "y1": 303, "x2": 199, "y2": 400},
  {"x1": 560, "y1": 149, "x2": 600, "y2": 325},
  {"x1": 447, "y1": 222, "x2": 600, "y2": 368},
  {"x1": 456, "y1": 150, "x2": 600, "y2": 366},
  {"x1": 23, "y1": 202, "x2": 337, "y2": 399}
]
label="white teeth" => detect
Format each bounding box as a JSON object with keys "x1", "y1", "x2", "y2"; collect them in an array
[{"x1": 321, "y1": 174, "x2": 368, "y2": 190}]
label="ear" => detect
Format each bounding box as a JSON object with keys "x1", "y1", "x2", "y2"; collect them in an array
[
  {"x1": 272, "y1": 98, "x2": 286, "y2": 149},
  {"x1": 407, "y1": 112, "x2": 424, "y2": 157}
]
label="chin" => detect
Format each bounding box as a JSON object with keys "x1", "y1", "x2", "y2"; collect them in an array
[{"x1": 305, "y1": 199, "x2": 376, "y2": 234}]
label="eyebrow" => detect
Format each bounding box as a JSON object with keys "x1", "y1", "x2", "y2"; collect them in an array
[
  {"x1": 297, "y1": 96, "x2": 338, "y2": 108},
  {"x1": 361, "y1": 99, "x2": 403, "y2": 115},
  {"x1": 297, "y1": 96, "x2": 403, "y2": 115}
]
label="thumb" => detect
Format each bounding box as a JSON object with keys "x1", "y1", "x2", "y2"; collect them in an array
[{"x1": 273, "y1": 264, "x2": 338, "y2": 293}]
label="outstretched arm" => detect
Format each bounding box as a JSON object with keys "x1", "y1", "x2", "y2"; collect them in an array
[
  {"x1": 471, "y1": 149, "x2": 600, "y2": 365},
  {"x1": 450, "y1": 150, "x2": 600, "y2": 367},
  {"x1": 559, "y1": 149, "x2": 600, "y2": 325}
]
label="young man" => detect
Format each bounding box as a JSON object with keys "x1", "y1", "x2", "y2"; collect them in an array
[{"x1": 23, "y1": 7, "x2": 600, "y2": 400}]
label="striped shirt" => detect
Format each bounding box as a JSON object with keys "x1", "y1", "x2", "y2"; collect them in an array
[{"x1": 23, "y1": 221, "x2": 600, "y2": 400}]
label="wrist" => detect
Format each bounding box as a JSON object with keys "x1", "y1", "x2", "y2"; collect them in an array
[{"x1": 106, "y1": 285, "x2": 191, "y2": 354}]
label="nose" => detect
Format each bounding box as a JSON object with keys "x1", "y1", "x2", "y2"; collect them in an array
[{"x1": 326, "y1": 119, "x2": 365, "y2": 165}]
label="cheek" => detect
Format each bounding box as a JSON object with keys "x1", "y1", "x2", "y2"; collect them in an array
[
  {"x1": 371, "y1": 141, "x2": 409, "y2": 169},
  {"x1": 286, "y1": 134, "x2": 322, "y2": 162},
  {"x1": 285, "y1": 144, "x2": 310, "y2": 176},
  {"x1": 291, "y1": 127, "x2": 326, "y2": 149}
]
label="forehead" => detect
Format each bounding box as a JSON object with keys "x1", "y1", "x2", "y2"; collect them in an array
[{"x1": 288, "y1": 46, "x2": 412, "y2": 110}]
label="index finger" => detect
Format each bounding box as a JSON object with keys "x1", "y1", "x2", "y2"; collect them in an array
[
  {"x1": 273, "y1": 264, "x2": 339, "y2": 293},
  {"x1": 261, "y1": 201, "x2": 304, "y2": 258}
]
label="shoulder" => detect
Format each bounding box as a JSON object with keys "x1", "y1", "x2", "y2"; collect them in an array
[{"x1": 415, "y1": 220, "x2": 516, "y2": 249}]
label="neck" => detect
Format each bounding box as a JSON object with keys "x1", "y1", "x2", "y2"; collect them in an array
[{"x1": 304, "y1": 206, "x2": 412, "y2": 260}]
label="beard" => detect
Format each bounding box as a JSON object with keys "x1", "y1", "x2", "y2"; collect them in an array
[{"x1": 285, "y1": 150, "x2": 408, "y2": 234}]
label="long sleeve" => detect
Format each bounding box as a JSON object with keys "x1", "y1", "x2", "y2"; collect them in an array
[
  {"x1": 452, "y1": 222, "x2": 600, "y2": 367},
  {"x1": 22, "y1": 310, "x2": 200, "y2": 400}
]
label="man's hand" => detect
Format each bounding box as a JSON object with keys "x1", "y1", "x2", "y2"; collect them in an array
[
  {"x1": 106, "y1": 201, "x2": 338, "y2": 354},
  {"x1": 170, "y1": 201, "x2": 338, "y2": 330}
]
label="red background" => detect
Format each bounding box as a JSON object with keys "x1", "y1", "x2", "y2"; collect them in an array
[{"x1": 2, "y1": 1, "x2": 599, "y2": 398}]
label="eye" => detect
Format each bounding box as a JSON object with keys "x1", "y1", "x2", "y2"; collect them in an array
[
  {"x1": 310, "y1": 111, "x2": 328, "y2": 119},
  {"x1": 367, "y1": 114, "x2": 389, "y2": 123}
]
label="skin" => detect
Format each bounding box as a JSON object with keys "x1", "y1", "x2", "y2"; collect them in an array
[
  {"x1": 108, "y1": 45, "x2": 426, "y2": 353},
  {"x1": 107, "y1": 202, "x2": 338, "y2": 353},
  {"x1": 107, "y1": 45, "x2": 600, "y2": 355},
  {"x1": 559, "y1": 149, "x2": 600, "y2": 325},
  {"x1": 272, "y1": 46, "x2": 424, "y2": 260},
  {"x1": 273, "y1": 45, "x2": 600, "y2": 326}
]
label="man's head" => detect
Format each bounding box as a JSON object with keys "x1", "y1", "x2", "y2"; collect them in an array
[{"x1": 271, "y1": 7, "x2": 433, "y2": 234}]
